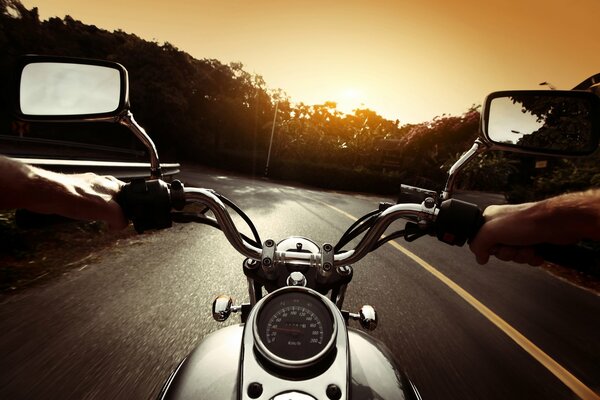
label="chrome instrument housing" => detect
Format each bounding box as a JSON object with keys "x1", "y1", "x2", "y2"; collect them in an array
[
  {"x1": 252, "y1": 287, "x2": 338, "y2": 369},
  {"x1": 242, "y1": 286, "x2": 349, "y2": 400}
]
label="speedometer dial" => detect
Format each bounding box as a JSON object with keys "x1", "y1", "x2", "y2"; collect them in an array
[
  {"x1": 254, "y1": 288, "x2": 336, "y2": 367},
  {"x1": 265, "y1": 305, "x2": 324, "y2": 360}
]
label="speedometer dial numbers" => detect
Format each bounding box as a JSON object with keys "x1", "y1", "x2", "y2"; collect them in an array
[
  {"x1": 254, "y1": 288, "x2": 337, "y2": 368},
  {"x1": 265, "y1": 306, "x2": 324, "y2": 360}
]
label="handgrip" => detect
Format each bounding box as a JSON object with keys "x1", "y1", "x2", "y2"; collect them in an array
[
  {"x1": 117, "y1": 179, "x2": 174, "y2": 233},
  {"x1": 535, "y1": 242, "x2": 599, "y2": 269},
  {"x1": 435, "y1": 199, "x2": 484, "y2": 246}
]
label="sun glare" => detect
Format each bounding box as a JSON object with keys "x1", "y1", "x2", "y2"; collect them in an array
[{"x1": 335, "y1": 87, "x2": 365, "y2": 115}]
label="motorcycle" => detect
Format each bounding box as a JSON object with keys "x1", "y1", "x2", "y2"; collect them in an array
[{"x1": 13, "y1": 55, "x2": 600, "y2": 400}]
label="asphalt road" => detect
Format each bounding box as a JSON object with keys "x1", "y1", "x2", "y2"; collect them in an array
[{"x1": 1, "y1": 166, "x2": 599, "y2": 400}]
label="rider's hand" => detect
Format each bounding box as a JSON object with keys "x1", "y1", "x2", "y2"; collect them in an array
[
  {"x1": 2, "y1": 156, "x2": 128, "y2": 230},
  {"x1": 469, "y1": 190, "x2": 600, "y2": 265},
  {"x1": 469, "y1": 203, "x2": 546, "y2": 265},
  {"x1": 27, "y1": 169, "x2": 129, "y2": 230}
]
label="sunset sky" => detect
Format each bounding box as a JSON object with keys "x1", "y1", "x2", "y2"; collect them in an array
[{"x1": 20, "y1": 0, "x2": 600, "y2": 123}]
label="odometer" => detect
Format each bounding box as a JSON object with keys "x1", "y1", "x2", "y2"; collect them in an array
[{"x1": 254, "y1": 288, "x2": 336, "y2": 367}]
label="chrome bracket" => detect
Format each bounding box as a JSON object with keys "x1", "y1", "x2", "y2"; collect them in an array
[
  {"x1": 116, "y1": 110, "x2": 162, "y2": 179},
  {"x1": 261, "y1": 239, "x2": 277, "y2": 280},
  {"x1": 400, "y1": 184, "x2": 438, "y2": 204},
  {"x1": 347, "y1": 305, "x2": 378, "y2": 331},
  {"x1": 318, "y1": 243, "x2": 334, "y2": 284}
]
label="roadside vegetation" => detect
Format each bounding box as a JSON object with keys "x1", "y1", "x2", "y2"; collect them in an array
[
  {"x1": 0, "y1": 210, "x2": 138, "y2": 292},
  {"x1": 0, "y1": 0, "x2": 598, "y2": 288}
]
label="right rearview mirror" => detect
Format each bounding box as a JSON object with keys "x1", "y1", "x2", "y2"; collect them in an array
[{"x1": 482, "y1": 90, "x2": 600, "y2": 156}]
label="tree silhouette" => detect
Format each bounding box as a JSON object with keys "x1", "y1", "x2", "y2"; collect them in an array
[{"x1": 1, "y1": 0, "x2": 598, "y2": 196}]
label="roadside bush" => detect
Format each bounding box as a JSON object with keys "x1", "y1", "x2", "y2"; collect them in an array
[{"x1": 270, "y1": 160, "x2": 401, "y2": 194}]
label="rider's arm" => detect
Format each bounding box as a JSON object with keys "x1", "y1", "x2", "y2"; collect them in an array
[
  {"x1": 0, "y1": 155, "x2": 128, "y2": 230},
  {"x1": 469, "y1": 189, "x2": 600, "y2": 265}
]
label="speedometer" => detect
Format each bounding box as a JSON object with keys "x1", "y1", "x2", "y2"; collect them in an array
[
  {"x1": 264, "y1": 305, "x2": 324, "y2": 359},
  {"x1": 254, "y1": 288, "x2": 336, "y2": 368}
]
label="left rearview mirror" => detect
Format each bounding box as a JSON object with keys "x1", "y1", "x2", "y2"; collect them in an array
[
  {"x1": 14, "y1": 55, "x2": 163, "y2": 178},
  {"x1": 16, "y1": 56, "x2": 129, "y2": 120},
  {"x1": 481, "y1": 90, "x2": 600, "y2": 156}
]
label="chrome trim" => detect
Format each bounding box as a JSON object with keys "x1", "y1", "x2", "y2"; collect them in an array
[
  {"x1": 333, "y1": 203, "x2": 436, "y2": 266},
  {"x1": 252, "y1": 287, "x2": 338, "y2": 369},
  {"x1": 272, "y1": 392, "x2": 316, "y2": 400},
  {"x1": 318, "y1": 243, "x2": 334, "y2": 284},
  {"x1": 287, "y1": 271, "x2": 307, "y2": 287},
  {"x1": 247, "y1": 277, "x2": 258, "y2": 305},
  {"x1": 241, "y1": 286, "x2": 349, "y2": 400},
  {"x1": 157, "y1": 356, "x2": 186, "y2": 400},
  {"x1": 358, "y1": 305, "x2": 378, "y2": 331},
  {"x1": 441, "y1": 140, "x2": 487, "y2": 200},
  {"x1": 14, "y1": 158, "x2": 179, "y2": 169},
  {"x1": 117, "y1": 111, "x2": 162, "y2": 178},
  {"x1": 335, "y1": 284, "x2": 348, "y2": 308},
  {"x1": 276, "y1": 237, "x2": 320, "y2": 254},
  {"x1": 348, "y1": 328, "x2": 411, "y2": 399},
  {"x1": 183, "y1": 189, "x2": 434, "y2": 268},
  {"x1": 212, "y1": 295, "x2": 233, "y2": 322},
  {"x1": 409, "y1": 379, "x2": 424, "y2": 400},
  {"x1": 184, "y1": 188, "x2": 262, "y2": 259},
  {"x1": 275, "y1": 251, "x2": 317, "y2": 266},
  {"x1": 159, "y1": 325, "x2": 243, "y2": 399}
]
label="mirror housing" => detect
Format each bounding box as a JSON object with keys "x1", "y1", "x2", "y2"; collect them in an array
[
  {"x1": 15, "y1": 55, "x2": 129, "y2": 121},
  {"x1": 13, "y1": 55, "x2": 164, "y2": 178},
  {"x1": 481, "y1": 90, "x2": 600, "y2": 156}
]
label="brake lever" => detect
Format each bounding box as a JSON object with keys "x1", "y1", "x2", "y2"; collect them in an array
[
  {"x1": 170, "y1": 211, "x2": 261, "y2": 248},
  {"x1": 170, "y1": 211, "x2": 215, "y2": 224},
  {"x1": 403, "y1": 222, "x2": 428, "y2": 242}
]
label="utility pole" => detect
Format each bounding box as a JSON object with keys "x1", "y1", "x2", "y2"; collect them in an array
[{"x1": 264, "y1": 101, "x2": 279, "y2": 177}]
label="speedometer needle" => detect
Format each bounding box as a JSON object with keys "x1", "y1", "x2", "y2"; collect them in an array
[{"x1": 271, "y1": 327, "x2": 303, "y2": 335}]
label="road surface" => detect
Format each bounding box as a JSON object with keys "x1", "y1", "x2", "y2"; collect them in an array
[{"x1": 1, "y1": 166, "x2": 599, "y2": 399}]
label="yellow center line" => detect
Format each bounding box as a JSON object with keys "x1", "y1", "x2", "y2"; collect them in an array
[{"x1": 313, "y1": 197, "x2": 600, "y2": 400}]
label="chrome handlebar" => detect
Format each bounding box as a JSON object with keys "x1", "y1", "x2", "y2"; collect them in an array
[
  {"x1": 183, "y1": 187, "x2": 438, "y2": 268},
  {"x1": 185, "y1": 188, "x2": 262, "y2": 259},
  {"x1": 334, "y1": 203, "x2": 438, "y2": 266}
]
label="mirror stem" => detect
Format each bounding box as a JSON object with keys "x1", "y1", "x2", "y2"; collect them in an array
[
  {"x1": 118, "y1": 111, "x2": 163, "y2": 179},
  {"x1": 441, "y1": 139, "x2": 488, "y2": 201}
]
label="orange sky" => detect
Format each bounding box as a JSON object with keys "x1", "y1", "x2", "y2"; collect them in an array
[{"x1": 21, "y1": 0, "x2": 600, "y2": 123}]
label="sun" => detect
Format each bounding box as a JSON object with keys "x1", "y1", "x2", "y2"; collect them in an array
[{"x1": 335, "y1": 88, "x2": 365, "y2": 115}]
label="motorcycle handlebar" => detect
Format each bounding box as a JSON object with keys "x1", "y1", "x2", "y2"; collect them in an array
[
  {"x1": 334, "y1": 203, "x2": 435, "y2": 266},
  {"x1": 186, "y1": 187, "x2": 437, "y2": 266},
  {"x1": 184, "y1": 188, "x2": 262, "y2": 259},
  {"x1": 117, "y1": 179, "x2": 597, "y2": 271},
  {"x1": 117, "y1": 179, "x2": 485, "y2": 268}
]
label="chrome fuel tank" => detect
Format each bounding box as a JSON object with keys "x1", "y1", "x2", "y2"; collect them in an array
[
  {"x1": 347, "y1": 327, "x2": 421, "y2": 400},
  {"x1": 158, "y1": 324, "x2": 242, "y2": 400},
  {"x1": 159, "y1": 325, "x2": 420, "y2": 400}
]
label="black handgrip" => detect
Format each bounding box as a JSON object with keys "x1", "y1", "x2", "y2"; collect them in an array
[
  {"x1": 535, "y1": 242, "x2": 599, "y2": 269},
  {"x1": 438, "y1": 200, "x2": 600, "y2": 267},
  {"x1": 117, "y1": 179, "x2": 174, "y2": 233},
  {"x1": 435, "y1": 199, "x2": 484, "y2": 246}
]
